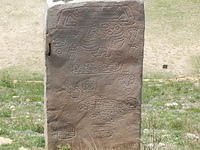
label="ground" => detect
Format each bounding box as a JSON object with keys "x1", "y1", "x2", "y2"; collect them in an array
[
  {"x1": 0, "y1": 0, "x2": 200, "y2": 150},
  {"x1": 0, "y1": 0, "x2": 44, "y2": 73},
  {"x1": 144, "y1": 0, "x2": 200, "y2": 75},
  {"x1": 0, "y1": 68, "x2": 199, "y2": 150}
]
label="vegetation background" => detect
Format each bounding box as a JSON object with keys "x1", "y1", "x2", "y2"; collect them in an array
[{"x1": 0, "y1": 0, "x2": 199, "y2": 149}]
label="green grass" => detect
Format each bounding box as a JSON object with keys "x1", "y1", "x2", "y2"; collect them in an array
[
  {"x1": 0, "y1": 68, "x2": 199, "y2": 150},
  {"x1": 0, "y1": 68, "x2": 44, "y2": 150},
  {"x1": 141, "y1": 79, "x2": 200, "y2": 150},
  {"x1": 58, "y1": 144, "x2": 71, "y2": 150}
]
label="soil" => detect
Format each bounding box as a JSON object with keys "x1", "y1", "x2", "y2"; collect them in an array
[{"x1": 0, "y1": 0, "x2": 199, "y2": 75}]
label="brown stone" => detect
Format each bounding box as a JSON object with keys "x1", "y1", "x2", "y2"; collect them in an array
[{"x1": 45, "y1": 0, "x2": 144, "y2": 149}]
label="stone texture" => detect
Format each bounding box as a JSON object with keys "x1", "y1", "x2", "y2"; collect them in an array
[{"x1": 45, "y1": 1, "x2": 144, "y2": 150}]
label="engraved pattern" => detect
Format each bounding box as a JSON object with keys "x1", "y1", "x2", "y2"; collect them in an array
[
  {"x1": 71, "y1": 62, "x2": 121, "y2": 74},
  {"x1": 64, "y1": 78, "x2": 96, "y2": 92},
  {"x1": 57, "y1": 124, "x2": 75, "y2": 140},
  {"x1": 78, "y1": 98, "x2": 133, "y2": 121},
  {"x1": 46, "y1": 2, "x2": 144, "y2": 150},
  {"x1": 48, "y1": 122, "x2": 76, "y2": 140},
  {"x1": 48, "y1": 5, "x2": 140, "y2": 74},
  {"x1": 92, "y1": 124, "x2": 113, "y2": 138}
]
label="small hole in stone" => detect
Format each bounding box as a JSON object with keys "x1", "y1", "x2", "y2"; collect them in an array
[
  {"x1": 48, "y1": 43, "x2": 52, "y2": 56},
  {"x1": 163, "y1": 65, "x2": 168, "y2": 69}
]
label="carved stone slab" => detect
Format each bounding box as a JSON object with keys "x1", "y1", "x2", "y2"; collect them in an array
[{"x1": 45, "y1": 0, "x2": 144, "y2": 149}]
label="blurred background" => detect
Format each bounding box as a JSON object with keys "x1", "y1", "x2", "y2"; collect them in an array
[{"x1": 0, "y1": 0, "x2": 200, "y2": 76}]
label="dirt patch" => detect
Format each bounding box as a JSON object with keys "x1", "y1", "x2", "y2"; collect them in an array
[
  {"x1": 0, "y1": 137, "x2": 13, "y2": 145},
  {"x1": 0, "y1": 0, "x2": 200, "y2": 75},
  {"x1": 0, "y1": 0, "x2": 45, "y2": 73},
  {"x1": 144, "y1": 0, "x2": 200, "y2": 75}
]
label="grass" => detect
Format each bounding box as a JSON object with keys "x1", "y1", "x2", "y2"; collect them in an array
[
  {"x1": 0, "y1": 68, "x2": 44, "y2": 150},
  {"x1": 58, "y1": 144, "x2": 71, "y2": 150},
  {"x1": 0, "y1": 68, "x2": 199, "y2": 150},
  {"x1": 141, "y1": 79, "x2": 200, "y2": 150}
]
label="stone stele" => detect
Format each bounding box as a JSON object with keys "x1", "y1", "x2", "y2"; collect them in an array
[{"x1": 45, "y1": 0, "x2": 144, "y2": 149}]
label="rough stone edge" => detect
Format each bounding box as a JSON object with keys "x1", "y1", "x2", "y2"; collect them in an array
[
  {"x1": 47, "y1": 0, "x2": 143, "y2": 8},
  {"x1": 44, "y1": 42, "x2": 48, "y2": 149},
  {"x1": 45, "y1": 0, "x2": 144, "y2": 33}
]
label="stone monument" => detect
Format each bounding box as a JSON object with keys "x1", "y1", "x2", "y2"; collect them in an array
[{"x1": 45, "y1": 0, "x2": 144, "y2": 149}]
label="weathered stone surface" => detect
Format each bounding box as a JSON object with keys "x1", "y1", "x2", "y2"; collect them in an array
[{"x1": 45, "y1": 0, "x2": 144, "y2": 149}]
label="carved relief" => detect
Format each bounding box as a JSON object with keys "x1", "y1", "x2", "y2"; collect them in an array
[
  {"x1": 100, "y1": 23, "x2": 126, "y2": 51},
  {"x1": 57, "y1": 9, "x2": 80, "y2": 27},
  {"x1": 78, "y1": 98, "x2": 133, "y2": 121},
  {"x1": 57, "y1": 124, "x2": 75, "y2": 140},
  {"x1": 46, "y1": 2, "x2": 144, "y2": 150},
  {"x1": 54, "y1": 5, "x2": 135, "y2": 29},
  {"x1": 92, "y1": 124, "x2": 113, "y2": 138},
  {"x1": 71, "y1": 62, "x2": 121, "y2": 74},
  {"x1": 49, "y1": 7, "x2": 141, "y2": 73},
  {"x1": 62, "y1": 77, "x2": 97, "y2": 99},
  {"x1": 48, "y1": 122, "x2": 76, "y2": 141},
  {"x1": 51, "y1": 35, "x2": 67, "y2": 56},
  {"x1": 119, "y1": 74, "x2": 136, "y2": 86},
  {"x1": 124, "y1": 97, "x2": 139, "y2": 108},
  {"x1": 115, "y1": 6, "x2": 133, "y2": 21}
]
